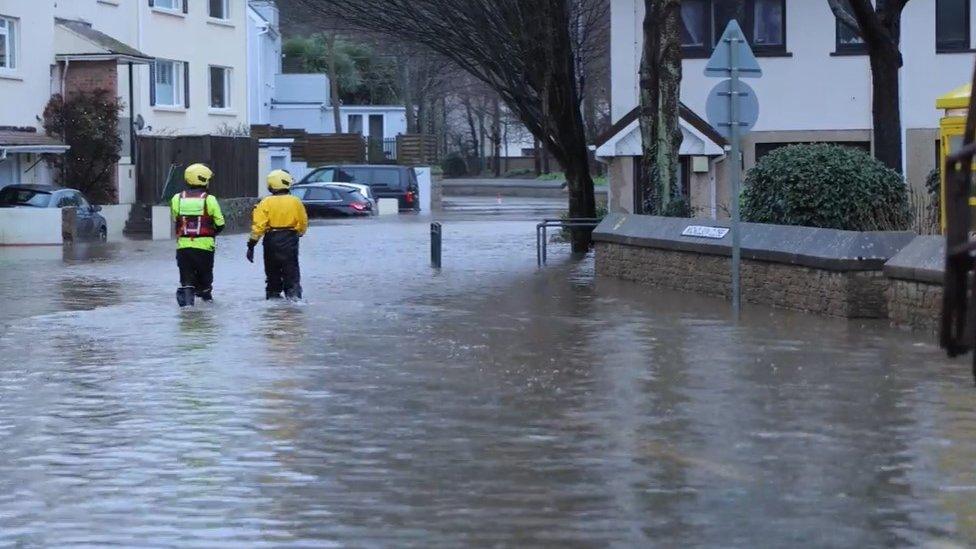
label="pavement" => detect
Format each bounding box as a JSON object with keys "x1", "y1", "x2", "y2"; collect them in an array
[{"x1": 440, "y1": 195, "x2": 568, "y2": 218}]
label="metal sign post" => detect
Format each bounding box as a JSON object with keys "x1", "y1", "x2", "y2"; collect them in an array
[{"x1": 704, "y1": 20, "x2": 762, "y2": 318}]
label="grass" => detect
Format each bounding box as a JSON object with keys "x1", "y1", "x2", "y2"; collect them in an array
[{"x1": 535, "y1": 172, "x2": 608, "y2": 187}]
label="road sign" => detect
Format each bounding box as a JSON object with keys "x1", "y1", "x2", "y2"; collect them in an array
[
  {"x1": 705, "y1": 20, "x2": 762, "y2": 78},
  {"x1": 706, "y1": 79, "x2": 760, "y2": 139},
  {"x1": 704, "y1": 19, "x2": 763, "y2": 319}
]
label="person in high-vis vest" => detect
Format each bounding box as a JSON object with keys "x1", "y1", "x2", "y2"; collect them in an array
[
  {"x1": 171, "y1": 163, "x2": 225, "y2": 307},
  {"x1": 247, "y1": 170, "x2": 308, "y2": 300}
]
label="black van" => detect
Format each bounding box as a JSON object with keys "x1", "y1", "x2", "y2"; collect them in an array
[{"x1": 298, "y1": 165, "x2": 420, "y2": 212}]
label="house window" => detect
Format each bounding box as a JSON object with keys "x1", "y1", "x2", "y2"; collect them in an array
[
  {"x1": 0, "y1": 16, "x2": 17, "y2": 71},
  {"x1": 209, "y1": 0, "x2": 229, "y2": 19},
  {"x1": 151, "y1": 0, "x2": 186, "y2": 11},
  {"x1": 348, "y1": 114, "x2": 363, "y2": 134},
  {"x1": 209, "y1": 66, "x2": 231, "y2": 109},
  {"x1": 680, "y1": 0, "x2": 787, "y2": 57},
  {"x1": 834, "y1": 0, "x2": 867, "y2": 54},
  {"x1": 152, "y1": 59, "x2": 186, "y2": 108},
  {"x1": 937, "y1": 0, "x2": 971, "y2": 52}
]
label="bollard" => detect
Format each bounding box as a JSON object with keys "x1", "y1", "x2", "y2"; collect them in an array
[{"x1": 430, "y1": 222, "x2": 442, "y2": 269}]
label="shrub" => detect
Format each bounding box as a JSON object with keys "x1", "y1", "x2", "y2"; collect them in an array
[
  {"x1": 741, "y1": 144, "x2": 911, "y2": 231},
  {"x1": 43, "y1": 91, "x2": 122, "y2": 204},
  {"x1": 441, "y1": 152, "x2": 467, "y2": 178},
  {"x1": 504, "y1": 168, "x2": 533, "y2": 178}
]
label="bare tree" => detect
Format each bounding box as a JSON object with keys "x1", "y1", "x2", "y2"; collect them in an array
[
  {"x1": 295, "y1": 0, "x2": 598, "y2": 251},
  {"x1": 638, "y1": 0, "x2": 683, "y2": 215},
  {"x1": 828, "y1": 0, "x2": 909, "y2": 173}
]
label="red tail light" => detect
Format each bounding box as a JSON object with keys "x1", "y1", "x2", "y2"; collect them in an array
[
  {"x1": 406, "y1": 192, "x2": 414, "y2": 204},
  {"x1": 350, "y1": 202, "x2": 367, "y2": 211}
]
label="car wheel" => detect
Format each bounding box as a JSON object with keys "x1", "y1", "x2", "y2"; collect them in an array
[{"x1": 98, "y1": 227, "x2": 107, "y2": 242}]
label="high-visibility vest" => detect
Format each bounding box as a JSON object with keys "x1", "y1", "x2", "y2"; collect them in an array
[{"x1": 175, "y1": 190, "x2": 216, "y2": 238}]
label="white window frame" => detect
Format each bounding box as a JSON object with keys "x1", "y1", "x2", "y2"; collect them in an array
[
  {"x1": 153, "y1": 59, "x2": 185, "y2": 109},
  {"x1": 0, "y1": 15, "x2": 18, "y2": 72},
  {"x1": 152, "y1": 0, "x2": 185, "y2": 12},
  {"x1": 209, "y1": 0, "x2": 230, "y2": 20},
  {"x1": 208, "y1": 65, "x2": 232, "y2": 110}
]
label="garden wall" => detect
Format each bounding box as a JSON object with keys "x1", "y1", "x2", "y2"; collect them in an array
[{"x1": 883, "y1": 236, "x2": 944, "y2": 332}]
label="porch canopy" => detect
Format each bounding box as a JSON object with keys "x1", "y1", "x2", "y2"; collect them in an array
[
  {"x1": 0, "y1": 129, "x2": 69, "y2": 156},
  {"x1": 593, "y1": 104, "x2": 728, "y2": 158},
  {"x1": 54, "y1": 18, "x2": 153, "y2": 64}
]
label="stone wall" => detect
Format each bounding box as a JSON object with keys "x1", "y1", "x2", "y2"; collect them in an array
[
  {"x1": 596, "y1": 242, "x2": 888, "y2": 318},
  {"x1": 886, "y1": 279, "x2": 943, "y2": 332}
]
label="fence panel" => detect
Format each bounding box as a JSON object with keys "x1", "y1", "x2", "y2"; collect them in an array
[
  {"x1": 136, "y1": 135, "x2": 258, "y2": 203},
  {"x1": 396, "y1": 135, "x2": 439, "y2": 166},
  {"x1": 305, "y1": 134, "x2": 366, "y2": 166}
]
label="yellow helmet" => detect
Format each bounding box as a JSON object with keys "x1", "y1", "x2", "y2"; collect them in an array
[
  {"x1": 267, "y1": 169, "x2": 294, "y2": 192},
  {"x1": 185, "y1": 163, "x2": 213, "y2": 187}
]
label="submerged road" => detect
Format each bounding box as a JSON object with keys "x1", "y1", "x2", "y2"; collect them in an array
[{"x1": 0, "y1": 213, "x2": 974, "y2": 547}]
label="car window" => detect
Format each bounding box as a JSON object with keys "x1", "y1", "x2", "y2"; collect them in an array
[
  {"x1": 306, "y1": 168, "x2": 336, "y2": 183},
  {"x1": 74, "y1": 192, "x2": 90, "y2": 208},
  {"x1": 57, "y1": 193, "x2": 78, "y2": 208},
  {"x1": 0, "y1": 188, "x2": 52, "y2": 207},
  {"x1": 335, "y1": 168, "x2": 367, "y2": 184},
  {"x1": 345, "y1": 190, "x2": 366, "y2": 202},
  {"x1": 307, "y1": 188, "x2": 339, "y2": 201},
  {"x1": 291, "y1": 188, "x2": 309, "y2": 199},
  {"x1": 368, "y1": 169, "x2": 402, "y2": 188}
]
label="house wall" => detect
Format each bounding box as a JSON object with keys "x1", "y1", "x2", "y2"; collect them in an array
[
  {"x1": 0, "y1": 1, "x2": 57, "y2": 129},
  {"x1": 610, "y1": 0, "x2": 976, "y2": 188},
  {"x1": 247, "y1": 2, "x2": 280, "y2": 125}
]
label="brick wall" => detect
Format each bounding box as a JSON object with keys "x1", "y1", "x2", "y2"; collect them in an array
[
  {"x1": 595, "y1": 241, "x2": 889, "y2": 319},
  {"x1": 886, "y1": 279, "x2": 943, "y2": 332},
  {"x1": 63, "y1": 61, "x2": 118, "y2": 97}
]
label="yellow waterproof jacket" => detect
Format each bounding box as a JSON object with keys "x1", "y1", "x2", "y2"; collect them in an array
[
  {"x1": 250, "y1": 194, "x2": 308, "y2": 241},
  {"x1": 170, "y1": 192, "x2": 225, "y2": 251}
]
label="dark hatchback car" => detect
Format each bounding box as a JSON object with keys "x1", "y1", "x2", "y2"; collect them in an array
[
  {"x1": 298, "y1": 165, "x2": 420, "y2": 212},
  {"x1": 0, "y1": 185, "x2": 108, "y2": 241},
  {"x1": 291, "y1": 183, "x2": 373, "y2": 217}
]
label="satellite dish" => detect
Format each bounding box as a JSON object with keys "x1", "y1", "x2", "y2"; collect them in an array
[{"x1": 134, "y1": 114, "x2": 146, "y2": 131}]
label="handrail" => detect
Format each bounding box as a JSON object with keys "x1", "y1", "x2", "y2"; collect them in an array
[{"x1": 536, "y1": 218, "x2": 602, "y2": 266}]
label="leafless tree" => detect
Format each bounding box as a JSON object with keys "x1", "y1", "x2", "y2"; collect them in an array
[
  {"x1": 828, "y1": 0, "x2": 910, "y2": 173},
  {"x1": 294, "y1": 0, "x2": 599, "y2": 251}
]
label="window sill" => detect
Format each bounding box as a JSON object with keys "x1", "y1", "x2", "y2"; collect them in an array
[
  {"x1": 208, "y1": 108, "x2": 237, "y2": 117},
  {"x1": 154, "y1": 105, "x2": 187, "y2": 113},
  {"x1": 207, "y1": 18, "x2": 235, "y2": 28},
  {"x1": 151, "y1": 7, "x2": 186, "y2": 19},
  {"x1": 0, "y1": 71, "x2": 23, "y2": 81},
  {"x1": 97, "y1": 0, "x2": 120, "y2": 5},
  {"x1": 681, "y1": 49, "x2": 792, "y2": 59},
  {"x1": 937, "y1": 47, "x2": 976, "y2": 54},
  {"x1": 830, "y1": 50, "x2": 868, "y2": 57}
]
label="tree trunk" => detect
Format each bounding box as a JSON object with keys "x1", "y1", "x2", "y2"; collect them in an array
[
  {"x1": 492, "y1": 97, "x2": 502, "y2": 177},
  {"x1": 868, "y1": 42, "x2": 903, "y2": 173},
  {"x1": 638, "y1": 0, "x2": 683, "y2": 215},
  {"x1": 326, "y1": 33, "x2": 343, "y2": 133},
  {"x1": 533, "y1": 137, "x2": 541, "y2": 176},
  {"x1": 463, "y1": 96, "x2": 480, "y2": 161},
  {"x1": 400, "y1": 55, "x2": 417, "y2": 133}
]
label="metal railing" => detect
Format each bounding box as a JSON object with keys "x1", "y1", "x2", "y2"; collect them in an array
[{"x1": 536, "y1": 218, "x2": 602, "y2": 266}]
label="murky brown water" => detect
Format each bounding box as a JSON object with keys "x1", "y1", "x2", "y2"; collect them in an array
[{"x1": 0, "y1": 217, "x2": 974, "y2": 547}]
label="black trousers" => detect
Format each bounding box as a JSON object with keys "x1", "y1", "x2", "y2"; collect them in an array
[
  {"x1": 263, "y1": 230, "x2": 302, "y2": 299},
  {"x1": 176, "y1": 248, "x2": 215, "y2": 299}
]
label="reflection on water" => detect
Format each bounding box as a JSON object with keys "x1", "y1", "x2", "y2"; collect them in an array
[{"x1": 0, "y1": 220, "x2": 974, "y2": 546}]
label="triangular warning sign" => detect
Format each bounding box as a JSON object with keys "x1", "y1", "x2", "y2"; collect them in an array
[{"x1": 705, "y1": 20, "x2": 763, "y2": 79}]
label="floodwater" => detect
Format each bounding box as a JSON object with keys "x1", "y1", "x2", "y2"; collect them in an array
[{"x1": 0, "y1": 215, "x2": 974, "y2": 547}]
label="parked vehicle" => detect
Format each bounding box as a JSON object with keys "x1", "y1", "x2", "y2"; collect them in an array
[
  {"x1": 0, "y1": 185, "x2": 107, "y2": 241},
  {"x1": 291, "y1": 183, "x2": 373, "y2": 217},
  {"x1": 318, "y1": 182, "x2": 376, "y2": 211},
  {"x1": 298, "y1": 165, "x2": 420, "y2": 212}
]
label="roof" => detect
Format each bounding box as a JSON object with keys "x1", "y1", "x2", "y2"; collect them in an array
[
  {"x1": 55, "y1": 19, "x2": 153, "y2": 63},
  {"x1": 0, "y1": 130, "x2": 69, "y2": 154},
  {"x1": 593, "y1": 104, "x2": 728, "y2": 150},
  {"x1": 937, "y1": 83, "x2": 971, "y2": 110}
]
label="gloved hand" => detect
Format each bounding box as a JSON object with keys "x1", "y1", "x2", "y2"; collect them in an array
[{"x1": 246, "y1": 240, "x2": 256, "y2": 263}]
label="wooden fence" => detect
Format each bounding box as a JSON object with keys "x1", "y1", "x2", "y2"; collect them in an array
[
  {"x1": 397, "y1": 134, "x2": 440, "y2": 166},
  {"x1": 305, "y1": 134, "x2": 366, "y2": 166},
  {"x1": 136, "y1": 135, "x2": 258, "y2": 203}
]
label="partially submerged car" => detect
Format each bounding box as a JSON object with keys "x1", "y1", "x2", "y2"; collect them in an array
[{"x1": 0, "y1": 185, "x2": 108, "y2": 241}]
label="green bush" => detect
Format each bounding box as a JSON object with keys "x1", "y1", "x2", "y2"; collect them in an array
[
  {"x1": 441, "y1": 152, "x2": 467, "y2": 178},
  {"x1": 741, "y1": 144, "x2": 911, "y2": 231},
  {"x1": 504, "y1": 168, "x2": 533, "y2": 178},
  {"x1": 536, "y1": 172, "x2": 565, "y2": 181}
]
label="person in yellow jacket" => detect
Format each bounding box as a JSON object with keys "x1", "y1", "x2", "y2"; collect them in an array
[
  {"x1": 171, "y1": 163, "x2": 225, "y2": 307},
  {"x1": 247, "y1": 170, "x2": 308, "y2": 300}
]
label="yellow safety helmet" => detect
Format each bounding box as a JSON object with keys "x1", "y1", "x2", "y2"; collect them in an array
[
  {"x1": 267, "y1": 169, "x2": 294, "y2": 192},
  {"x1": 185, "y1": 163, "x2": 213, "y2": 187}
]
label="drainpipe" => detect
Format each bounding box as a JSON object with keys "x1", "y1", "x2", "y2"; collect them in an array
[
  {"x1": 129, "y1": 62, "x2": 136, "y2": 160},
  {"x1": 60, "y1": 59, "x2": 70, "y2": 96}
]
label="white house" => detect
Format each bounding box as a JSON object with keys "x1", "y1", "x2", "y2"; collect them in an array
[
  {"x1": 603, "y1": 0, "x2": 976, "y2": 217},
  {"x1": 0, "y1": 0, "x2": 249, "y2": 203},
  {"x1": 247, "y1": 0, "x2": 280, "y2": 126}
]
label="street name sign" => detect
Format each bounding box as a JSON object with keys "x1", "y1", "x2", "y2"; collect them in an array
[{"x1": 682, "y1": 226, "x2": 730, "y2": 239}]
